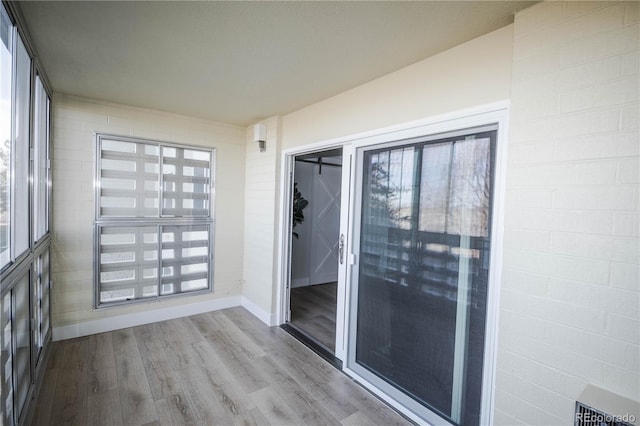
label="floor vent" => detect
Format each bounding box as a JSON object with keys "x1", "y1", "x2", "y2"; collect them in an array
[{"x1": 575, "y1": 385, "x2": 638, "y2": 426}]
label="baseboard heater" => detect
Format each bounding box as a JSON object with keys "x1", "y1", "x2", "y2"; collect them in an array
[{"x1": 575, "y1": 385, "x2": 639, "y2": 426}]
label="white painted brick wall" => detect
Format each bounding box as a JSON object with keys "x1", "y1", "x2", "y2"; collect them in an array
[
  {"x1": 242, "y1": 117, "x2": 281, "y2": 315},
  {"x1": 51, "y1": 94, "x2": 246, "y2": 327},
  {"x1": 497, "y1": 1, "x2": 640, "y2": 424}
]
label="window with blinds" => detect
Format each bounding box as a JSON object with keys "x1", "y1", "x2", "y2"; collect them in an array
[{"x1": 94, "y1": 134, "x2": 215, "y2": 307}]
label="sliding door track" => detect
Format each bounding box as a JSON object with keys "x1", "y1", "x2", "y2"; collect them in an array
[{"x1": 280, "y1": 323, "x2": 342, "y2": 370}]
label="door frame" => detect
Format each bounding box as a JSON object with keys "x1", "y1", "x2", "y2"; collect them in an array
[
  {"x1": 276, "y1": 100, "x2": 509, "y2": 425},
  {"x1": 276, "y1": 140, "x2": 354, "y2": 361},
  {"x1": 344, "y1": 102, "x2": 510, "y2": 425}
]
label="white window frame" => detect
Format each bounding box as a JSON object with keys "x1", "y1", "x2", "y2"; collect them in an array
[
  {"x1": 94, "y1": 133, "x2": 216, "y2": 308},
  {"x1": 0, "y1": 4, "x2": 53, "y2": 426}
]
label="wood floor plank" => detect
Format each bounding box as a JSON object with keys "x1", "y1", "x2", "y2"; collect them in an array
[
  {"x1": 86, "y1": 388, "x2": 124, "y2": 426},
  {"x1": 112, "y1": 328, "x2": 158, "y2": 425},
  {"x1": 168, "y1": 347, "x2": 236, "y2": 425},
  {"x1": 204, "y1": 329, "x2": 270, "y2": 394},
  {"x1": 87, "y1": 332, "x2": 117, "y2": 395},
  {"x1": 156, "y1": 318, "x2": 205, "y2": 372},
  {"x1": 323, "y1": 376, "x2": 410, "y2": 426},
  {"x1": 153, "y1": 316, "x2": 241, "y2": 425},
  {"x1": 341, "y1": 410, "x2": 376, "y2": 426},
  {"x1": 154, "y1": 393, "x2": 199, "y2": 426},
  {"x1": 189, "y1": 311, "x2": 222, "y2": 338},
  {"x1": 191, "y1": 340, "x2": 259, "y2": 421},
  {"x1": 31, "y1": 307, "x2": 412, "y2": 426},
  {"x1": 49, "y1": 337, "x2": 89, "y2": 425},
  {"x1": 247, "y1": 407, "x2": 271, "y2": 426},
  {"x1": 249, "y1": 386, "x2": 305, "y2": 426},
  {"x1": 45, "y1": 340, "x2": 65, "y2": 370},
  {"x1": 205, "y1": 310, "x2": 267, "y2": 359},
  {"x1": 30, "y1": 366, "x2": 59, "y2": 426},
  {"x1": 290, "y1": 282, "x2": 338, "y2": 351},
  {"x1": 252, "y1": 355, "x2": 341, "y2": 425},
  {"x1": 133, "y1": 323, "x2": 184, "y2": 401}
]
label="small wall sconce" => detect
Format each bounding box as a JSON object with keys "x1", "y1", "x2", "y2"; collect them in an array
[{"x1": 253, "y1": 123, "x2": 266, "y2": 152}]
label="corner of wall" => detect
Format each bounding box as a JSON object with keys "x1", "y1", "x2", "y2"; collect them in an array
[
  {"x1": 50, "y1": 94, "x2": 247, "y2": 335},
  {"x1": 241, "y1": 116, "x2": 283, "y2": 322}
]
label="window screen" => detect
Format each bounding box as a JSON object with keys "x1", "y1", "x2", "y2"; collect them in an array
[{"x1": 95, "y1": 134, "x2": 215, "y2": 307}]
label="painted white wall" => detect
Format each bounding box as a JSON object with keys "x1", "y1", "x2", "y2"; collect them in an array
[
  {"x1": 247, "y1": 24, "x2": 514, "y2": 331},
  {"x1": 264, "y1": 3, "x2": 639, "y2": 423},
  {"x1": 242, "y1": 25, "x2": 515, "y2": 326},
  {"x1": 281, "y1": 24, "x2": 515, "y2": 149},
  {"x1": 51, "y1": 94, "x2": 246, "y2": 336},
  {"x1": 495, "y1": 2, "x2": 639, "y2": 424},
  {"x1": 241, "y1": 116, "x2": 282, "y2": 324}
]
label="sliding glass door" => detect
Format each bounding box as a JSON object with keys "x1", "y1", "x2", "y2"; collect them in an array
[{"x1": 348, "y1": 125, "x2": 497, "y2": 425}]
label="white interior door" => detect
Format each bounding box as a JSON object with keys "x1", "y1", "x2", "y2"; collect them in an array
[
  {"x1": 279, "y1": 144, "x2": 353, "y2": 362},
  {"x1": 308, "y1": 163, "x2": 342, "y2": 285}
]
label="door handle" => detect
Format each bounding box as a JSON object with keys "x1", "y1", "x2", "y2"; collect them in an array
[{"x1": 339, "y1": 234, "x2": 345, "y2": 264}]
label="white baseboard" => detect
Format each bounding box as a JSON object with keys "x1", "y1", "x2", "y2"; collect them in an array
[
  {"x1": 241, "y1": 296, "x2": 277, "y2": 326},
  {"x1": 52, "y1": 295, "x2": 242, "y2": 341}
]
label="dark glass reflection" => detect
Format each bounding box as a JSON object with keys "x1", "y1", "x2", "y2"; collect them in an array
[{"x1": 356, "y1": 131, "x2": 495, "y2": 425}]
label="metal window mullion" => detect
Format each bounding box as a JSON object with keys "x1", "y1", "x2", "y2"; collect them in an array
[
  {"x1": 156, "y1": 224, "x2": 161, "y2": 297},
  {"x1": 174, "y1": 227, "x2": 184, "y2": 292},
  {"x1": 134, "y1": 227, "x2": 144, "y2": 299},
  {"x1": 135, "y1": 145, "x2": 147, "y2": 218},
  {"x1": 159, "y1": 145, "x2": 165, "y2": 217},
  {"x1": 8, "y1": 25, "x2": 17, "y2": 265},
  {"x1": 174, "y1": 148, "x2": 185, "y2": 216}
]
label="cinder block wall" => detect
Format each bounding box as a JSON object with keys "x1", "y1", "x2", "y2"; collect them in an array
[
  {"x1": 242, "y1": 116, "x2": 282, "y2": 323},
  {"x1": 51, "y1": 94, "x2": 246, "y2": 332},
  {"x1": 496, "y1": 2, "x2": 639, "y2": 424}
]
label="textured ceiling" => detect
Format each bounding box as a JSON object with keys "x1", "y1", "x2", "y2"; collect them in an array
[{"x1": 20, "y1": 1, "x2": 536, "y2": 126}]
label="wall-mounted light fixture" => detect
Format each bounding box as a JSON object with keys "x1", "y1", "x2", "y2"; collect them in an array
[{"x1": 253, "y1": 123, "x2": 266, "y2": 152}]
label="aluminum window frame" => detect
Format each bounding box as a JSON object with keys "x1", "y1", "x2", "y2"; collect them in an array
[
  {"x1": 0, "y1": 3, "x2": 54, "y2": 425},
  {"x1": 94, "y1": 133, "x2": 216, "y2": 309}
]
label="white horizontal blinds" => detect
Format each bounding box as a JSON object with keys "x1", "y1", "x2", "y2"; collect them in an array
[
  {"x1": 100, "y1": 139, "x2": 160, "y2": 217},
  {"x1": 98, "y1": 226, "x2": 158, "y2": 304},
  {"x1": 161, "y1": 225, "x2": 209, "y2": 295},
  {"x1": 161, "y1": 147, "x2": 210, "y2": 217},
  {"x1": 95, "y1": 135, "x2": 214, "y2": 307}
]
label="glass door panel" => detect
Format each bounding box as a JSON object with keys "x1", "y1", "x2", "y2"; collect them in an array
[{"x1": 350, "y1": 127, "x2": 496, "y2": 425}]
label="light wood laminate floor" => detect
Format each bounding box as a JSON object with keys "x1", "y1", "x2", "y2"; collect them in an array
[
  {"x1": 290, "y1": 282, "x2": 337, "y2": 351},
  {"x1": 31, "y1": 306, "x2": 411, "y2": 426}
]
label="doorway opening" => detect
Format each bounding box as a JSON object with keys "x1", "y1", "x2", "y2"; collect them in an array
[{"x1": 286, "y1": 148, "x2": 343, "y2": 359}]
